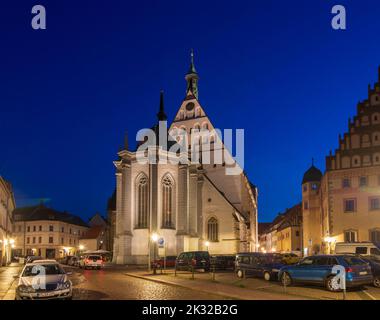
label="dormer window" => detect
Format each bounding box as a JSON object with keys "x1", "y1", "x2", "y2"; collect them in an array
[{"x1": 311, "y1": 183, "x2": 318, "y2": 190}]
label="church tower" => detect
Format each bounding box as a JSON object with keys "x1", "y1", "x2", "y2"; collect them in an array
[
  {"x1": 185, "y1": 49, "x2": 199, "y2": 100},
  {"x1": 301, "y1": 161, "x2": 323, "y2": 256}
]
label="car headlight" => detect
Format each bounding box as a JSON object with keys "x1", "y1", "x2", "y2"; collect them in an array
[
  {"x1": 18, "y1": 285, "x2": 35, "y2": 293},
  {"x1": 63, "y1": 281, "x2": 71, "y2": 289}
]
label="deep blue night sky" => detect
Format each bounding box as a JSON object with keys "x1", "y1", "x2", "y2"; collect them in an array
[{"x1": 1, "y1": 0, "x2": 380, "y2": 223}]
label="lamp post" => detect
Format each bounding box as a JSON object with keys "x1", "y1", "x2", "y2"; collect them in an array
[
  {"x1": 151, "y1": 233, "x2": 159, "y2": 274},
  {"x1": 205, "y1": 241, "x2": 210, "y2": 252}
]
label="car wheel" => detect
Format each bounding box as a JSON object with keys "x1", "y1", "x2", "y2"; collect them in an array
[
  {"x1": 281, "y1": 272, "x2": 292, "y2": 286},
  {"x1": 326, "y1": 275, "x2": 340, "y2": 292},
  {"x1": 237, "y1": 269, "x2": 244, "y2": 278},
  {"x1": 373, "y1": 276, "x2": 380, "y2": 288},
  {"x1": 263, "y1": 271, "x2": 271, "y2": 281}
]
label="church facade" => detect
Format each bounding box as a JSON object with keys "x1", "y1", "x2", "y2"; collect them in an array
[
  {"x1": 112, "y1": 54, "x2": 258, "y2": 264},
  {"x1": 302, "y1": 67, "x2": 380, "y2": 255}
]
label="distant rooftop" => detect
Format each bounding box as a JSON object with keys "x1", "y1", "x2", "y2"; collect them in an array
[{"x1": 12, "y1": 204, "x2": 88, "y2": 228}]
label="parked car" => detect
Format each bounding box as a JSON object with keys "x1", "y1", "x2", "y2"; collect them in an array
[
  {"x1": 79, "y1": 255, "x2": 104, "y2": 270},
  {"x1": 151, "y1": 256, "x2": 177, "y2": 269},
  {"x1": 280, "y1": 253, "x2": 301, "y2": 265},
  {"x1": 25, "y1": 256, "x2": 43, "y2": 264},
  {"x1": 278, "y1": 254, "x2": 373, "y2": 291},
  {"x1": 359, "y1": 256, "x2": 380, "y2": 288},
  {"x1": 175, "y1": 251, "x2": 210, "y2": 272},
  {"x1": 58, "y1": 255, "x2": 75, "y2": 265},
  {"x1": 210, "y1": 255, "x2": 236, "y2": 270},
  {"x1": 235, "y1": 252, "x2": 285, "y2": 281},
  {"x1": 15, "y1": 260, "x2": 72, "y2": 300},
  {"x1": 67, "y1": 256, "x2": 79, "y2": 267},
  {"x1": 335, "y1": 242, "x2": 380, "y2": 261}
]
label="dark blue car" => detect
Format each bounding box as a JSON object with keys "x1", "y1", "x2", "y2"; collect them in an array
[
  {"x1": 278, "y1": 254, "x2": 373, "y2": 291},
  {"x1": 360, "y1": 256, "x2": 380, "y2": 288},
  {"x1": 235, "y1": 253, "x2": 285, "y2": 281}
]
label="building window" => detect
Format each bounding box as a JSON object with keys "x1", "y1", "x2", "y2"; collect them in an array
[
  {"x1": 61, "y1": 238, "x2": 64, "y2": 245},
  {"x1": 136, "y1": 174, "x2": 149, "y2": 228},
  {"x1": 344, "y1": 199, "x2": 356, "y2": 212},
  {"x1": 295, "y1": 231, "x2": 300, "y2": 237},
  {"x1": 359, "y1": 176, "x2": 368, "y2": 187},
  {"x1": 49, "y1": 237, "x2": 53, "y2": 244},
  {"x1": 32, "y1": 237, "x2": 36, "y2": 244},
  {"x1": 49, "y1": 225, "x2": 53, "y2": 232},
  {"x1": 370, "y1": 229, "x2": 380, "y2": 242},
  {"x1": 27, "y1": 226, "x2": 30, "y2": 232},
  {"x1": 303, "y1": 201, "x2": 309, "y2": 210},
  {"x1": 61, "y1": 227, "x2": 64, "y2": 233},
  {"x1": 27, "y1": 237, "x2": 30, "y2": 244},
  {"x1": 69, "y1": 238, "x2": 72, "y2": 245},
  {"x1": 33, "y1": 226, "x2": 36, "y2": 232},
  {"x1": 370, "y1": 197, "x2": 380, "y2": 210},
  {"x1": 39, "y1": 225, "x2": 42, "y2": 231},
  {"x1": 38, "y1": 237, "x2": 42, "y2": 244},
  {"x1": 342, "y1": 178, "x2": 351, "y2": 188},
  {"x1": 311, "y1": 183, "x2": 318, "y2": 190},
  {"x1": 207, "y1": 217, "x2": 219, "y2": 241},
  {"x1": 303, "y1": 184, "x2": 308, "y2": 192},
  {"x1": 162, "y1": 175, "x2": 174, "y2": 228},
  {"x1": 344, "y1": 230, "x2": 358, "y2": 242}
]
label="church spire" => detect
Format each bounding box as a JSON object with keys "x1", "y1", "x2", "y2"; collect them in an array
[
  {"x1": 157, "y1": 90, "x2": 167, "y2": 121},
  {"x1": 185, "y1": 49, "x2": 199, "y2": 99}
]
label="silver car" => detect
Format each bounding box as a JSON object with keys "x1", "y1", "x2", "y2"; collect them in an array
[{"x1": 15, "y1": 261, "x2": 73, "y2": 300}]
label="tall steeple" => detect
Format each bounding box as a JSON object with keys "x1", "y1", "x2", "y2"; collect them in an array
[
  {"x1": 157, "y1": 90, "x2": 167, "y2": 121},
  {"x1": 185, "y1": 49, "x2": 199, "y2": 99}
]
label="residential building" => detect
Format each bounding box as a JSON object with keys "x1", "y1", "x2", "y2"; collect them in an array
[
  {"x1": 0, "y1": 177, "x2": 16, "y2": 265},
  {"x1": 12, "y1": 204, "x2": 88, "y2": 259},
  {"x1": 79, "y1": 213, "x2": 109, "y2": 252},
  {"x1": 258, "y1": 204, "x2": 302, "y2": 254}
]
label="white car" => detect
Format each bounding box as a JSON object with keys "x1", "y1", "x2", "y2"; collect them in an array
[
  {"x1": 79, "y1": 255, "x2": 104, "y2": 270},
  {"x1": 15, "y1": 261, "x2": 72, "y2": 300}
]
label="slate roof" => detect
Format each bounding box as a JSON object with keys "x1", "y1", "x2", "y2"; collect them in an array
[{"x1": 12, "y1": 204, "x2": 88, "y2": 228}]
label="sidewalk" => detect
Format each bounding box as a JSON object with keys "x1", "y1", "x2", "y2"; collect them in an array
[
  {"x1": 0, "y1": 263, "x2": 22, "y2": 300},
  {"x1": 125, "y1": 270, "x2": 308, "y2": 300}
]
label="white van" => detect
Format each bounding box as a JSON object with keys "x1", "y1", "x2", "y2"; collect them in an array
[{"x1": 335, "y1": 242, "x2": 380, "y2": 261}]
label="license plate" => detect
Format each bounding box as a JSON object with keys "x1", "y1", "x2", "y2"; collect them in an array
[
  {"x1": 38, "y1": 292, "x2": 56, "y2": 298},
  {"x1": 359, "y1": 271, "x2": 367, "y2": 275}
]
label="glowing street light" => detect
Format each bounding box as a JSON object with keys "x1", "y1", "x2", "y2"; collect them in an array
[
  {"x1": 151, "y1": 233, "x2": 159, "y2": 242},
  {"x1": 205, "y1": 241, "x2": 210, "y2": 251},
  {"x1": 79, "y1": 245, "x2": 84, "y2": 250}
]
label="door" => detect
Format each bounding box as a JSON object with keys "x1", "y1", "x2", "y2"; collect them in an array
[
  {"x1": 290, "y1": 256, "x2": 315, "y2": 281},
  {"x1": 308, "y1": 257, "x2": 331, "y2": 282}
]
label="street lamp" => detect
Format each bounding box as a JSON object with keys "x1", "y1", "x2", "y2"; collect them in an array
[
  {"x1": 205, "y1": 241, "x2": 210, "y2": 251},
  {"x1": 79, "y1": 245, "x2": 84, "y2": 251},
  {"x1": 151, "y1": 233, "x2": 159, "y2": 242}
]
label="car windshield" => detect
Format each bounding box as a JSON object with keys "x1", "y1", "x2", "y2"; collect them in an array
[
  {"x1": 23, "y1": 264, "x2": 65, "y2": 277},
  {"x1": 88, "y1": 256, "x2": 101, "y2": 260},
  {"x1": 343, "y1": 256, "x2": 366, "y2": 266},
  {"x1": 265, "y1": 255, "x2": 283, "y2": 264}
]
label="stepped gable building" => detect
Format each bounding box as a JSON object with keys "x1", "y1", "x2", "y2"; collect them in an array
[
  {"x1": 112, "y1": 53, "x2": 258, "y2": 264},
  {"x1": 302, "y1": 67, "x2": 380, "y2": 255}
]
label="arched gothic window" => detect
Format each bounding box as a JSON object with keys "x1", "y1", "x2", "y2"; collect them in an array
[
  {"x1": 162, "y1": 175, "x2": 174, "y2": 228},
  {"x1": 136, "y1": 174, "x2": 148, "y2": 228},
  {"x1": 207, "y1": 217, "x2": 218, "y2": 241}
]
